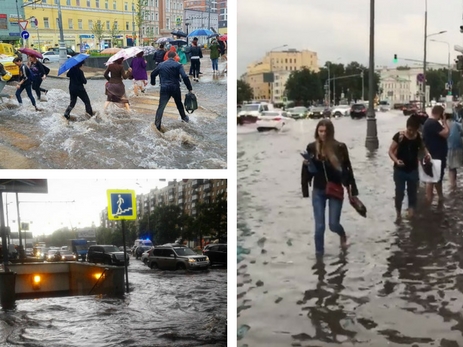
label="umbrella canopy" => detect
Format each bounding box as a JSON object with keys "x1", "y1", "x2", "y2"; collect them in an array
[
  {"x1": 140, "y1": 46, "x2": 156, "y2": 55},
  {"x1": 58, "y1": 53, "x2": 89, "y2": 76},
  {"x1": 219, "y1": 34, "x2": 227, "y2": 41},
  {"x1": 171, "y1": 30, "x2": 187, "y2": 38},
  {"x1": 156, "y1": 37, "x2": 173, "y2": 44},
  {"x1": 207, "y1": 33, "x2": 219, "y2": 39},
  {"x1": 105, "y1": 46, "x2": 143, "y2": 66},
  {"x1": 18, "y1": 47, "x2": 43, "y2": 59},
  {"x1": 100, "y1": 47, "x2": 121, "y2": 54},
  {"x1": 170, "y1": 40, "x2": 188, "y2": 46},
  {"x1": 187, "y1": 29, "x2": 214, "y2": 37}
]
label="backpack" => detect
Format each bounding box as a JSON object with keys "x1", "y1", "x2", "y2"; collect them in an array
[{"x1": 184, "y1": 92, "x2": 198, "y2": 114}]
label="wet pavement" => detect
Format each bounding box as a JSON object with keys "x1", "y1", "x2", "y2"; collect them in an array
[
  {"x1": 0, "y1": 256, "x2": 227, "y2": 347},
  {"x1": 0, "y1": 58, "x2": 226, "y2": 169},
  {"x1": 237, "y1": 111, "x2": 463, "y2": 346}
]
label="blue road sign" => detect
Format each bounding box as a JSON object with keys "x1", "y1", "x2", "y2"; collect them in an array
[
  {"x1": 107, "y1": 189, "x2": 136, "y2": 220},
  {"x1": 21, "y1": 31, "x2": 29, "y2": 40}
]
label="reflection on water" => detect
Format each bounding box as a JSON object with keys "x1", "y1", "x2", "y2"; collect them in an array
[
  {"x1": 237, "y1": 113, "x2": 463, "y2": 346},
  {"x1": 0, "y1": 260, "x2": 227, "y2": 347}
]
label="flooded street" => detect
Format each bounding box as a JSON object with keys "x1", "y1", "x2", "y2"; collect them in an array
[
  {"x1": 237, "y1": 112, "x2": 463, "y2": 346},
  {"x1": 0, "y1": 257, "x2": 227, "y2": 347},
  {"x1": 0, "y1": 67, "x2": 226, "y2": 169}
]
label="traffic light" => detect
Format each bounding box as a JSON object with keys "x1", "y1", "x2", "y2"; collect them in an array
[
  {"x1": 393, "y1": 54, "x2": 398, "y2": 63},
  {"x1": 457, "y1": 55, "x2": 463, "y2": 70}
]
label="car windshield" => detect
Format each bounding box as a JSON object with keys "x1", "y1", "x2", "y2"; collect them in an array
[
  {"x1": 379, "y1": 101, "x2": 389, "y2": 105},
  {"x1": 103, "y1": 246, "x2": 120, "y2": 253},
  {"x1": 292, "y1": 107, "x2": 307, "y2": 112},
  {"x1": 353, "y1": 104, "x2": 365, "y2": 108},
  {"x1": 174, "y1": 247, "x2": 197, "y2": 256},
  {"x1": 242, "y1": 105, "x2": 259, "y2": 111},
  {"x1": 47, "y1": 250, "x2": 57, "y2": 255}
]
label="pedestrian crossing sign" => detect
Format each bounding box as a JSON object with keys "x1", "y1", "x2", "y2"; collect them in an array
[{"x1": 107, "y1": 189, "x2": 137, "y2": 220}]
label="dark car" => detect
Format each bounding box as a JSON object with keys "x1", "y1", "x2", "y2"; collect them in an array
[
  {"x1": 350, "y1": 103, "x2": 367, "y2": 118},
  {"x1": 203, "y1": 244, "x2": 227, "y2": 266},
  {"x1": 402, "y1": 103, "x2": 417, "y2": 116},
  {"x1": 308, "y1": 106, "x2": 325, "y2": 119},
  {"x1": 287, "y1": 106, "x2": 308, "y2": 120},
  {"x1": 86, "y1": 245, "x2": 129, "y2": 266}
]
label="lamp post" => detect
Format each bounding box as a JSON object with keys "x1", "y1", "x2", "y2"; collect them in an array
[
  {"x1": 332, "y1": 57, "x2": 341, "y2": 105},
  {"x1": 56, "y1": 0, "x2": 67, "y2": 65},
  {"x1": 365, "y1": 0, "x2": 378, "y2": 149},
  {"x1": 185, "y1": 21, "x2": 190, "y2": 45},
  {"x1": 268, "y1": 44, "x2": 287, "y2": 103},
  {"x1": 430, "y1": 39, "x2": 452, "y2": 95}
]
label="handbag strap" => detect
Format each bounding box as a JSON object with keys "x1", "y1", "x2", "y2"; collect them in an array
[{"x1": 322, "y1": 161, "x2": 329, "y2": 182}]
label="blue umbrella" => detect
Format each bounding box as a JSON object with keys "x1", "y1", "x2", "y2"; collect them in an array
[
  {"x1": 187, "y1": 29, "x2": 214, "y2": 37},
  {"x1": 58, "y1": 53, "x2": 89, "y2": 76}
]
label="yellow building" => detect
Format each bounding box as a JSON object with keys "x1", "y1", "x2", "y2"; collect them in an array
[
  {"x1": 245, "y1": 49, "x2": 319, "y2": 102},
  {"x1": 24, "y1": 0, "x2": 163, "y2": 51}
]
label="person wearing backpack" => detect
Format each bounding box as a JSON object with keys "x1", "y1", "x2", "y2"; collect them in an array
[
  {"x1": 150, "y1": 50, "x2": 193, "y2": 132},
  {"x1": 388, "y1": 116, "x2": 430, "y2": 222},
  {"x1": 28, "y1": 55, "x2": 49, "y2": 100},
  {"x1": 153, "y1": 44, "x2": 166, "y2": 68},
  {"x1": 13, "y1": 56, "x2": 40, "y2": 111},
  {"x1": 189, "y1": 37, "x2": 203, "y2": 82}
]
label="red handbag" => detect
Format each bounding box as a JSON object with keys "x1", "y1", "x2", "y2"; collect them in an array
[{"x1": 323, "y1": 161, "x2": 344, "y2": 200}]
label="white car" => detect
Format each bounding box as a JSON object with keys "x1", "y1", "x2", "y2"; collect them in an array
[
  {"x1": 330, "y1": 105, "x2": 350, "y2": 117},
  {"x1": 256, "y1": 110, "x2": 294, "y2": 132},
  {"x1": 141, "y1": 248, "x2": 154, "y2": 264},
  {"x1": 40, "y1": 51, "x2": 71, "y2": 63}
]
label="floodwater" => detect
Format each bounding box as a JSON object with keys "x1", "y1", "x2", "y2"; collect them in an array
[
  {"x1": 237, "y1": 111, "x2": 463, "y2": 346},
  {"x1": 0, "y1": 65, "x2": 226, "y2": 169},
  {"x1": 0, "y1": 257, "x2": 227, "y2": 347}
]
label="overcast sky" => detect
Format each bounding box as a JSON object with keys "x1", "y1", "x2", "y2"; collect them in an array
[
  {"x1": 238, "y1": 0, "x2": 463, "y2": 76},
  {"x1": 2, "y1": 179, "x2": 168, "y2": 236}
]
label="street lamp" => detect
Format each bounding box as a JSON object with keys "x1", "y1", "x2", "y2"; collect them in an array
[
  {"x1": 268, "y1": 44, "x2": 287, "y2": 103},
  {"x1": 332, "y1": 57, "x2": 341, "y2": 105},
  {"x1": 56, "y1": 0, "x2": 67, "y2": 65},
  {"x1": 430, "y1": 39, "x2": 452, "y2": 95},
  {"x1": 365, "y1": 0, "x2": 378, "y2": 149}
]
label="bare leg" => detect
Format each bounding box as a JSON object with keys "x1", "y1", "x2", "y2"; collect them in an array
[
  {"x1": 125, "y1": 103, "x2": 130, "y2": 111},
  {"x1": 435, "y1": 181, "x2": 444, "y2": 202},
  {"x1": 133, "y1": 84, "x2": 139, "y2": 96},
  {"x1": 425, "y1": 182, "x2": 434, "y2": 205},
  {"x1": 104, "y1": 101, "x2": 110, "y2": 110}
]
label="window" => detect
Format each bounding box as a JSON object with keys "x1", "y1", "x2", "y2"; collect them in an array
[
  {"x1": 124, "y1": 1, "x2": 127, "y2": 10},
  {"x1": 87, "y1": 0, "x2": 90, "y2": 6},
  {"x1": 155, "y1": 0, "x2": 158, "y2": 7},
  {"x1": 114, "y1": 21, "x2": 118, "y2": 30},
  {"x1": 88, "y1": 19, "x2": 93, "y2": 29},
  {"x1": 95, "y1": 0, "x2": 99, "y2": 7},
  {"x1": 76, "y1": 0, "x2": 80, "y2": 5},
  {"x1": 105, "y1": 0, "x2": 108, "y2": 8},
  {"x1": 155, "y1": 12, "x2": 158, "y2": 21},
  {"x1": 113, "y1": 0, "x2": 116, "y2": 9},
  {"x1": 125, "y1": 21, "x2": 129, "y2": 30},
  {"x1": 68, "y1": 18, "x2": 73, "y2": 29},
  {"x1": 66, "y1": 0, "x2": 71, "y2": 5},
  {"x1": 78, "y1": 19, "x2": 82, "y2": 29},
  {"x1": 106, "y1": 20, "x2": 110, "y2": 30},
  {"x1": 289, "y1": 59, "x2": 292, "y2": 63},
  {"x1": 285, "y1": 59, "x2": 288, "y2": 63},
  {"x1": 44, "y1": 17, "x2": 49, "y2": 29}
]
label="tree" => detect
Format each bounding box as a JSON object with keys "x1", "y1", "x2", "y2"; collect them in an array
[
  {"x1": 285, "y1": 68, "x2": 323, "y2": 105},
  {"x1": 91, "y1": 21, "x2": 105, "y2": 49},
  {"x1": 151, "y1": 205, "x2": 183, "y2": 244},
  {"x1": 107, "y1": 21, "x2": 120, "y2": 48},
  {"x1": 48, "y1": 227, "x2": 77, "y2": 247},
  {"x1": 207, "y1": 192, "x2": 227, "y2": 242},
  {"x1": 135, "y1": 0, "x2": 148, "y2": 45},
  {"x1": 96, "y1": 226, "x2": 113, "y2": 245},
  {"x1": 237, "y1": 80, "x2": 253, "y2": 104}
]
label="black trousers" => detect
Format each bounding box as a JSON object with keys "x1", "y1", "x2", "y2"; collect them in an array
[
  {"x1": 32, "y1": 78, "x2": 47, "y2": 99},
  {"x1": 190, "y1": 59, "x2": 200, "y2": 78},
  {"x1": 64, "y1": 89, "x2": 93, "y2": 117},
  {"x1": 154, "y1": 85, "x2": 187, "y2": 129}
]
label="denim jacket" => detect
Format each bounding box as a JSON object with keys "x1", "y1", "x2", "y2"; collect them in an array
[
  {"x1": 150, "y1": 58, "x2": 192, "y2": 91},
  {"x1": 301, "y1": 141, "x2": 358, "y2": 197}
]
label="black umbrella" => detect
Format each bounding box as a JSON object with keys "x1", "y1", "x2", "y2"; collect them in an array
[
  {"x1": 207, "y1": 33, "x2": 219, "y2": 39},
  {"x1": 171, "y1": 39, "x2": 188, "y2": 46},
  {"x1": 171, "y1": 30, "x2": 187, "y2": 38}
]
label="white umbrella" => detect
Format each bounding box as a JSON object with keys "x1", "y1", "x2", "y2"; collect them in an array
[
  {"x1": 156, "y1": 37, "x2": 173, "y2": 44},
  {"x1": 105, "y1": 46, "x2": 143, "y2": 66}
]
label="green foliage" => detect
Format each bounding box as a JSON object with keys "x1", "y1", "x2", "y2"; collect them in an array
[
  {"x1": 426, "y1": 68, "x2": 462, "y2": 100},
  {"x1": 237, "y1": 80, "x2": 253, "y2": 104},
  {"x1": 107, "y1": 22, "x2": 121, "y2": 47},
  {"x1": 47, "y1": 227, "x2": 77, "y2": 247},
  {"x1": 91, "y1": 21, "x2": 105, "y2": 44},
  {"x1": 285, "y1": 68, "x2": 323, "y2": 105},
  {"x1": 135, "y1": 0, "x2": 148, "y2": 43}
]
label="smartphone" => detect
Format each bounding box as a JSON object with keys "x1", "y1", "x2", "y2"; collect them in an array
[{"x1": 300, "y1": 152, "x2": 310, "y2": 160}]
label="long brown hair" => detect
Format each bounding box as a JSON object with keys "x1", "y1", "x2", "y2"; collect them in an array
[{"x1": 314, "y1": 119, "x2": 341, "y2": 170}]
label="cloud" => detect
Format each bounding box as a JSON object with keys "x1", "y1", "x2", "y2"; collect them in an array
[{"x1": 238, "y1": 0, "x2": 463, "y2": 75}]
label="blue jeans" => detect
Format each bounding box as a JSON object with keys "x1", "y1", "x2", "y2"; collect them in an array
[
  {"x1": 211, "y1": 58, "x2": 218, "y2": 71},
  {"x1": 15, "y1": 83, "x2": 36, "y2": 107},
  {"x1": 312, "y1": 188, "x2": 345, "y2": 255},
  {"x1": 393, "y1": 168, "x2": 418, "y2": 211}
]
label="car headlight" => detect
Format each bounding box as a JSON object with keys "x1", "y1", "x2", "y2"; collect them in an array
[
  {"x1": 188, "y1": 258, "x2": 195, "y2": 262},
  {"x1": 61, "y1": 256, "x2": 65, "y2": 260},
  {"x1": 205, "y1": 256, "x2": 209, "y2": 261}
]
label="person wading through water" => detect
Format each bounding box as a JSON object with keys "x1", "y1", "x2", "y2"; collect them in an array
[
  {"x1": 388, "y1": 115, "x2": 431, "y2": 222},
  {"x1": 13, "y1": 57, "x2": 41, "y2": 111},
  {"x1": 63, "y1": 62, "x2": 95, "y2": 120},
  {"x1": 301, "y1": 119, "x2": 359, "y2": 256}
]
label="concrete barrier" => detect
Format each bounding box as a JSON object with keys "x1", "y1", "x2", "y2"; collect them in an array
[{"x1": 0, "y1": 271, "x2": 16, "y2": 309}]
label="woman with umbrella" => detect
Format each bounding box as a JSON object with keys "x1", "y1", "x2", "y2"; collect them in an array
[
  {"x1": 63, "y1": 61, "x2": 95, "y2": 120},
  {"x1": 28, "y1": 55, "x2": 49, "y2": 101},
  {"x1": 103, "y1": 57, "x2": 131, "y2": 111},
  {"x1": 130, "y1": 51, "x2": 148, "y2": 96},
  {"x1": 190, "y1": 37, "x2": 203, "y2": 82}
]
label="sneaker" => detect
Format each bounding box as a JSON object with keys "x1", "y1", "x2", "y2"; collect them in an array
[
  {"x1": 64, "y1": 114, "x2": 70, "y2": 120},
  {"x1": 182, "y1": 115, "x2": 190, "y2": 123}
]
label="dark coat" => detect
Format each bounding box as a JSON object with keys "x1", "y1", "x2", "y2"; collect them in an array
[{"x1": 301, "y1": 141, "x2": 358, "y2": 197}]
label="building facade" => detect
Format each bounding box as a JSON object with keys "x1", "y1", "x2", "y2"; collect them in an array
[
  {"x1": 246, "y1": 49, "x2": 319, "y2": 102},
  {"x1": 272, "y1": 71, "x2": 292, "y2": 104},
  {"x1": 0, "y1": 1, "x2": 26, "y2": 44},
  {"x1": 216, "y1": 0, "x2": 226, "y2": 34},
  {"x1": 183, "y1": 8, "x2": 218, "y2": 45},
  {"x1": 100, "y1": 179, "x2": 227, "y2": 229}
]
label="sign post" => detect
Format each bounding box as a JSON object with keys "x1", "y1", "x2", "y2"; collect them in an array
[{"x1": 107, "y1": 189, "x2": 137, "y2": 293}]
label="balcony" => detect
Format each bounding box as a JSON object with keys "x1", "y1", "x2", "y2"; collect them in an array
[
  {"x1": 203, "y1": 183, "x2": 211, "y2": 189},
  {"x1": 178, "y1": 198, "x2": 183, "y2": 203},
  {"x1": 192, "y1": 195, "x2": 198, "y2": 201}
]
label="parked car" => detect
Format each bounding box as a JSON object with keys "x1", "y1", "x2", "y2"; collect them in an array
[
  {"x1": 40, "y1": 51, "x2": 71, "y2": 63},
  {"x1": 203, "y1": 244, "x2": 227, "y2": 266},
  {"x1": 286, "y1": 106, "x2": 308, "y2": 120},
  {"x1": 147, "y1": 243, "x2": 209, "y2": 271},
  {"x1": 330, "y1": 105, "x2": 350, "y2": 118},
  {"x1": 141, "y1": 248, "x2": 155, "y2": 264},
  {"x1": 135, "y1": 245, "x2": 152, "y2": 260},
  {"x1": 350, "y1": 103, "x2": 367, "y2": 118},
  {"x1": 47, "y1": 47, "x2": 78, "y2": 57},
  {"x1": 255, "y1": 110, "x2": 294, "y2": 132},
  {"x1": 86, "y1": 245, "x2": 129, "y2": 266},
  {"x1": 308, "y1": 106, "x2": 325, "y2": 119}
]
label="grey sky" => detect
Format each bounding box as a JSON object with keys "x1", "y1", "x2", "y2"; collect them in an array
[
  {"x1": 238, "y1": 0, "x2": 463, "y2": 76},
  {"x1": 2, "y1": 179, "x2": 168, "y2": 236}
]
